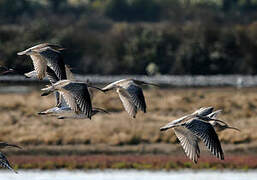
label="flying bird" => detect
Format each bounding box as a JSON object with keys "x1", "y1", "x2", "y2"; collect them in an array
[
  {"x1": 38, "y1": 68, "x2": 106, "y2": 119},
  {"x1": 17, "y1": 43, "x2": 66, "y2": 80},
  {"x1": 41, "y1": 80, "x2": 103, "y2": 119},
  {"x1": 160, "y1": 107, "x2": 225, "y2": 163},
  {"x1": 38, "y1": 92, "x2": 108, "y2": 119},
  {"x1": 101, "y1": 79, "x2": 158, "y2": 118}
]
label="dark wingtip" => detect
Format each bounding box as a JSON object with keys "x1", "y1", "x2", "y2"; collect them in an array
[{"x1": 220, "y1": 153, "x2": 224, "y2": 160}]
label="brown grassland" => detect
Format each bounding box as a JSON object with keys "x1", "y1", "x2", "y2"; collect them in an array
[{"x1": 0, "y1": 86, "x2": 257, "y2": 169}]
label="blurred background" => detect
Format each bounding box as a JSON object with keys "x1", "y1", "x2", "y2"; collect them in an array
[
  {"x1": 0, "y1": 0, "x2": 257, "y2": 179},
  {"x1": 0, "y1": 0, "x2": 257, "y2": 75}
]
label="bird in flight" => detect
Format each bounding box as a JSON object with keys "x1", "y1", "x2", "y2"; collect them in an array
[
  {"x1": 160, "y1": 107, "x2": 236, "y2": 163},
  {"x1": 41, "y1": 80, "x2": 103, "y2": 119},
  {"x1": 101, "y1": 79, "x2": 159, "y2": 118},
  {"x1": 17, "y1": 43, "x2": 66, "y2": 80}
]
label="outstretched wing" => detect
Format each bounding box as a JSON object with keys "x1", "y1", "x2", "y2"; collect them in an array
[
  {"x1": 62, "y1": 82, "x2": 92, "y2": 119},
  {"x1": 174, "y1": 127, "x2": 200, "y2": 163},
  {"x1": 59, "y1": 91, "x2": 79, "y2": 113},
  {"x1": 30, "y1": 54, "x2": 47, "y2": 80},
  {"x1": 38, "y1": 47, "x2": 67, "y2": 80},
  {"x1": 46, "y1": 66, "x2": 59, "y2": 84},
  {"x1": 46, "y1": 67, "x2": 62, "y2": 106},
  {"x1": 125, "y1": 83, "x2": 146, "y2": 113},
  {"x1": 183, "y1": 119, "x2": 224, "y2": 160},
  {"x1": 117, "y1": 88, "x2": 137, "y2": 118}
]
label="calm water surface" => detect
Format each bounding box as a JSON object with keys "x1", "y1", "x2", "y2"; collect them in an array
[{"x1": 0, "y1": 170, "x2": 256, "y2": 180}]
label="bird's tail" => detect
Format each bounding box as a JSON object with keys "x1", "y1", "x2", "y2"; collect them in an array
[
  {"x1": 160, "y1": 114, "x2": 195, "y2": 131},
  {"x1": 41, "y1": 85, "x2": 55, "y2": 96},
  {"x1": 160, "y1": 122, "x2": 180, "y2": 131},
  {"x1": 160, "y1": 124, "x2": 179, "y2": 131}
]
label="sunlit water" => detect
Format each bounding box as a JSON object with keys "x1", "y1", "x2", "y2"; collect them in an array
[{"x1": 0, "y1": 170, "x2": 256, "y2": 180}]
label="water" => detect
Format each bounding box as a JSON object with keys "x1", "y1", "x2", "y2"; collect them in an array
[{"x1": 0, "y1": 170, "x2": 256, "y2": 180}]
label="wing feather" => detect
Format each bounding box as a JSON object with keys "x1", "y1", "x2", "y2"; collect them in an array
[
  {"x1": 174, "y1": 127, "x2": 200, "y2": 163},
  {"x1": 30, "y1": 54, "x2": 47, "y2": 80},
  {"x1": 61, "y1": 82, "x2": 92, "y2": 119},
  {"x1": 184, "y1": 119, "x2": 224, "y2": 160},
  {"x1": 125, "y1": 83, "x2": 146, "y2": 113},
  {"x1": 117, "y1": 88, "x2": 137, "y2": 118},
  {"x1": 38, "y1": 47, "x2": 67, "y2": 80},
  {"x1": 59, "y1": 91, "x2": 79, "y2": 113}
]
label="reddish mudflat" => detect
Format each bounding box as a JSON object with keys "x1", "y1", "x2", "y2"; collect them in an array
[{"x1": 8, "y1": 155, "x2": 257, "y2": 170}]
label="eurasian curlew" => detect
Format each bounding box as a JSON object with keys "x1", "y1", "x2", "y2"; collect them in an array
[
  {"x1": 160, "y1": 107, "x2": 225, "y2": 163},
  {"x1": 17, "y1": 43, "x2": 66, "y2": 80},
  {"x1": 41, "y1": 80, "x2": 103, "y2": 119},
  {"x1": 101, "y1": 79, "x2": 158, "y2": 118}
]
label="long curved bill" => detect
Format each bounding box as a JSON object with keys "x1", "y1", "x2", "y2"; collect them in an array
[
  {"x1": 6, "y1": 143, "x2": 22, "y2": 149},
  {"x1": 227, "y1": 126, "x2": 240, "y2": 132}
]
